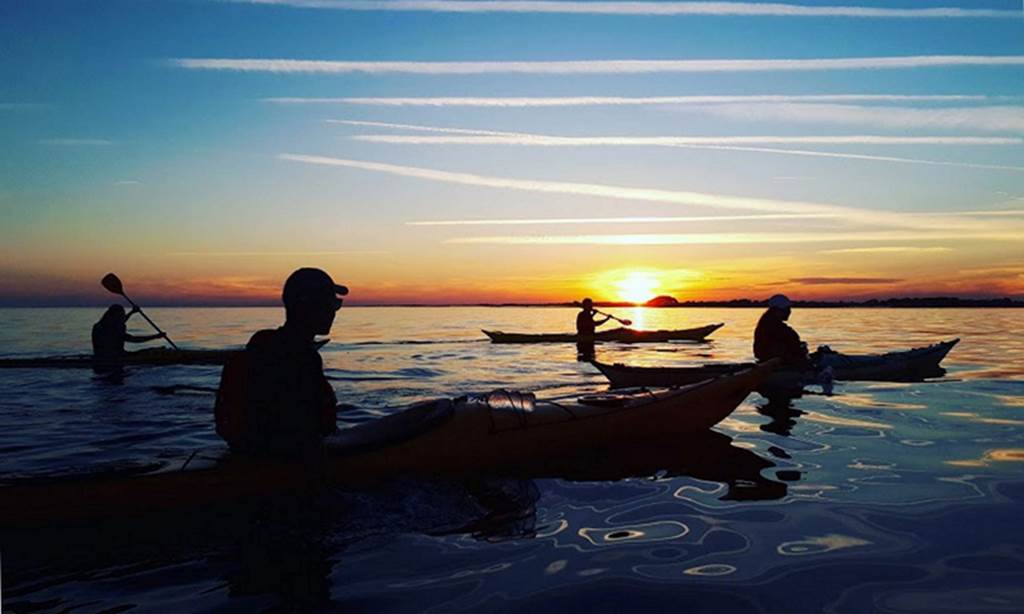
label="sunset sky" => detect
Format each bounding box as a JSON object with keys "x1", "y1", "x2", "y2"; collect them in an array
[{"x1": 2, "y1": 0, "x2": 1023, "y2": 305}]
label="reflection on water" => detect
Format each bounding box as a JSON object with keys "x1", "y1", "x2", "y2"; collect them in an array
[
  {"x1": 1, "y1": 307, "x2": 1022, "y2": 612},
  {"x1": 777, "y1": 533, "x2": 872, "y2": 556},
  {"x1": 756, "y1": 395, "x2": 805, "y2": 437}
]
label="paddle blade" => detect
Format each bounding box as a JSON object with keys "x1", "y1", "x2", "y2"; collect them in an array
[
  {"x1": 620, "y1": 319, "x2": 633, "y2": 326},
  {"x1": 101, "y1": 273, "x2": 125, "y2": 295}
]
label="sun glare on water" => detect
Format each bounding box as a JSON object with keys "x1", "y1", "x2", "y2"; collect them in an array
[{"x1": 615, "y1": 272, "x2": 661, "y2": 304}]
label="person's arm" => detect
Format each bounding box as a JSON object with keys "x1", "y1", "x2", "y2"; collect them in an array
[
  {"x1": 595, "y1": 315, "x2": 613, "y2": 327},
  {"x1": 123, "y1": 307, "x2": 140, "y2": 322},
  {"x1": 781, "y1": 325, "x2": 809, "y2": 363},
  {"x1": 125, "y1": 332, "x2": 166, "y2": 344}
]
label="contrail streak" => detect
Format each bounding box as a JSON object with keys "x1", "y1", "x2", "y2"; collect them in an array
[
  {"x1": 232, "y1": 1, "x2": 1020, "y2": 19},
  {"x1": 176, "y1": 55, "x2": 1024, "y2": 74}
]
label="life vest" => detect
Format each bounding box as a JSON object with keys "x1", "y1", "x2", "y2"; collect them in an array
[{"x1": 215, "y1": 350, "x2": 338, "y2": 449}]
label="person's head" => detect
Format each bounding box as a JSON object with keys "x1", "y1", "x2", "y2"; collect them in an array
[
  {"x1": 282, "y1": 268, "x2": 349, "y2": 336},
  {"x1": 767, "y1": 294, "x2": 792, "y2": 320},
  {"x1": 101, "y1": 304, "x2": 126, "y2": 325},
  {"x1": 581, "y1": 298, "x2": 594, "y2": 311}
]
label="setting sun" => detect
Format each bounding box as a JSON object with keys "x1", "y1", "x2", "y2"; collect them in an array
[{"x1": 615, "y1": 272, "x2": 662, "y2": 304}]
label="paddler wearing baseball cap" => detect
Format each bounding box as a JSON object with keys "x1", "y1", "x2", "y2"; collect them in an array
[
  {"x1": 214, "y1": 268, "x2": 349, "y2": 461},
  {"x1": 753, "y1": 294, "x2": 810, "y2": 367}
]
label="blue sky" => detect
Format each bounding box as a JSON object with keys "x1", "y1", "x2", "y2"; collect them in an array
[{"x1": 1, "y1": 1, "x2": 1022, "y2": 304}]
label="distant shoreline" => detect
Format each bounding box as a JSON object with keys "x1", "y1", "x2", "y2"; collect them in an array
[{"x1": 2, "y1": 297, "x2": 1021, "y2": 308}]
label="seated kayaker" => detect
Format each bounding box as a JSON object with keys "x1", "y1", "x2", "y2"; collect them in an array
[
  {"x1": 215, "y1": 268, "x2": 347, "y2": 460},
  {"x1": 91, "y1": 304, "x2": 166, "y2": 361},
  {"x1": 576, "y1": 298, "x2": 611, "y2": 338},
  {"x1": 753, "y1": 294, "x2": 810, "y2": 368}
]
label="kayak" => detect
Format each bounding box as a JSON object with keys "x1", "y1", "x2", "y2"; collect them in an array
[
  {"x1": 482, "y1": 323, "x2": 724, "y2": 344},
  {"x1": 591, "y1": 339, "x2": 959, "y2": 390},
  {"x1": 591, "y1": 360, "x2": 755, "y2": 389},
  {"x1": 0, "y1": 348, "x2": 235, "y2": 369},
  {"x1": 0, "y1": 361, "x2": 776, "y2": 528},
  {"x1": 814, "y1": 338, "x2": 959, "y2": 381}
]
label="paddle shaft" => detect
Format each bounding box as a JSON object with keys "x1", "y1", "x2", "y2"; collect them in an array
[
  {"x1": 572, "y1": 301, "x2": 631, "y2": 326},
  {"x1": 593, "y1": 308, "x2": 631, "y2": 326},
  {"x1": 121, "y1": 294, "x2": 179, "y2": 350}
]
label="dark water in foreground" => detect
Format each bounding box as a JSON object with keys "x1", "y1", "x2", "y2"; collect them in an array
[{"x1": 1, "y1": 307, "x2": 1022, "y2": 613}]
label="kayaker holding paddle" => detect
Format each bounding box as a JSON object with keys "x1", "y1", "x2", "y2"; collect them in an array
[
  {"x1": 91, "y1": 305, "x2": 167, "y2": 361},
  {"x1": 215, "y1": 268, "x2": 347, "y2": 461},
  {"x1": 753, "y1": 294, "x2": 810, "y2": 368},
  {"x1": 576, "y1": 298, "x2": 613, "y2": 338},
  {"x1": 575, "y1": 298, "x2": 611, "y2": 358}
]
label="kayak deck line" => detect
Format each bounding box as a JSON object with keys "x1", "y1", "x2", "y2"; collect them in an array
[
  {"x1": 482, "y1": 323, "x2": 724, "y2": 344},
  {"x1": 0, "y1": 361, "x2": 777, "y2": 529}
]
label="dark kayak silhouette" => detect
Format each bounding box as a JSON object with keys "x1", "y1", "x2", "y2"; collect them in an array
[
  {"x1": 0, "y1": 362, "x2": 775, "y2": 529},
  {"x1": 591, "y1": 338, "x2": 958, "y2": 392},
  {"x1": 483, "y1": 323, "x2": 724, "y2": 344}
]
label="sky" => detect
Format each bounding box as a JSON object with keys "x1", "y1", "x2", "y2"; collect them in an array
[{"x1": 1, "y1": 0, "x2": 1023, "y2": 306}]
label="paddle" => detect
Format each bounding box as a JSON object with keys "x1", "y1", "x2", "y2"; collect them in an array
[
  {"x1": 572, "y1": 301, "x2": 633, "y2": 326},
  {"x1": 101, "y1": 273, "x2": 179, "y2": 350}
]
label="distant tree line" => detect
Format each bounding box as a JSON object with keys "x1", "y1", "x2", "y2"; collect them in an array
[{"x1": 537, "y1": 296, "x2": 1024, "y2": 308}]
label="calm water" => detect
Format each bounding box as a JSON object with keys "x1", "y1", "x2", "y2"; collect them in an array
[{"x1": 2, "y1": 307, "x2": 1023, "y2": 613}]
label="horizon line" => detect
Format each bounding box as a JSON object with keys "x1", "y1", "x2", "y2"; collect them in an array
[{"x1": 2, "y1": 295, "x2": 1022, "y2": 308}]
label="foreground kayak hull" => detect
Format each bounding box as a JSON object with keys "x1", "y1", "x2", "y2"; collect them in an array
[
  {"x1": 482, "y1": 323, "x2": 724, "y2": 344},
  {"x1": 591, "y1": 339, "x2": 959, "y2": 390},
  {"x1": 0, "y1": 348, "x2": 235, "y2": 369},
  {"x1": 0, "y1": 362, "x2": 775, "y2": 529}
]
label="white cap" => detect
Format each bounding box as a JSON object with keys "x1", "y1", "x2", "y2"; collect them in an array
[{"x1": 768, "y1": 294, "x2": 791, "y2": 309}]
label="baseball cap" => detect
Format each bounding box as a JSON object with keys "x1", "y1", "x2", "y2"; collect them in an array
[{"x1": 282, "y1": 268, "x2": 348, "y2": 307}]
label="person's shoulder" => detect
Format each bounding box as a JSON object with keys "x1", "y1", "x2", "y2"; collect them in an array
[{"x1": 246, "y1": 328, "x2": 281, "y2": 350}]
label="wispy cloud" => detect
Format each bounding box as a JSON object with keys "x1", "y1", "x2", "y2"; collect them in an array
[
  {"x1": 408, "y1": 213, "x2": 840, "y2": 226},
  {"x1": 175, "y1": 56, "x2": 1024, "y2": 75},
  {"x1": 333, "y1": 120, "x2": 1024, "y2": 171},
  {"x1": 114, "y1": 180, "x2": 141, "y2": 186},
  {"x1": 338, "y1": 119, "x2": 1021, "y2": 145},
  {"x1": 278, "y1": 154, "x2": 1022, "y2": 233},
  {"x1": 699, "y1": 103, "x2": 1024, "y2": 133},
  {"x1": 820, "y1": 246, "x2": 952, "y2": 254},
  {"x1": 443, "y1": 231, "x2": 1023, "y2": 246},
  {"x1": 929, "y1": 209, "x2": 1024, "y2": 217},
  {"x1": 231, "y1": 1, "x2": 1019, "y2": 19},
  {"x1": 168, "y1": 250, "x2": 389, "y2": 257},
  {"x1": 355, "y1": 134, "x2": 1020, "y2": 146},
  {"x1": 668, "y1": 145, "x2": 1024, "y2": 173},
  {"x1": 329, "y1": 119, "x2": 509, "y2": 135},
  {"x1": 269, "y1": 94, "x2": 990, "y2": 107},
  {"x1": 791, "y1": 276, "x2": 903, "y2": 285},
  {"x1": 412, "y1": 210, "x2": 1024, "y2": 227},
  {"x1": 37, "y1": 138, "x2": 113, "y2": 146}
]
